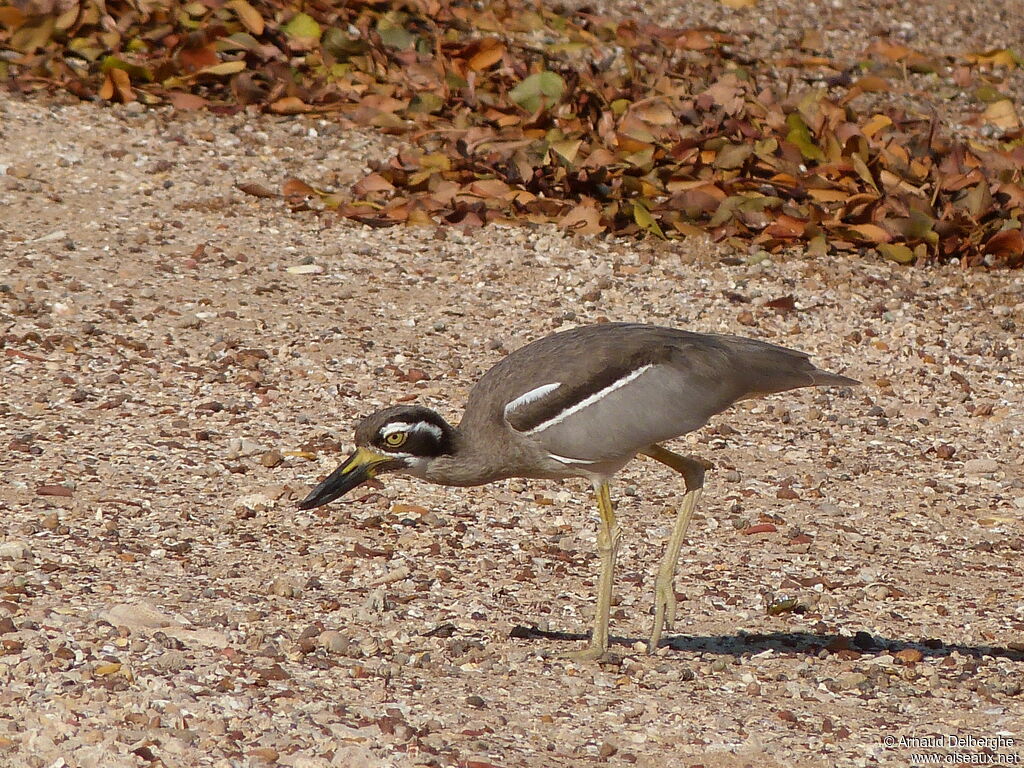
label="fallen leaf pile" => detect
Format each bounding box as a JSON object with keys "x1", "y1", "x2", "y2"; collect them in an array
[{"x1": 2, "y1": 0, "x2": 1023, "y2": 265}]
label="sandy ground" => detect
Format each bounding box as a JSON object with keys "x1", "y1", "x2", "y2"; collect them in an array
[{"x1": 1, "y1": 7, "x2": 1024, "y2": 765}]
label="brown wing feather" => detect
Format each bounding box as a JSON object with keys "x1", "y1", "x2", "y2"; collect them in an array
[{"x1": 460, "y1": 324, "x2": 856, "y2": 462}]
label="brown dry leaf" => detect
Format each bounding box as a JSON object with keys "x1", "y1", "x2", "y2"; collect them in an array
[
  {"x1": 799, "y1": 29, "x2": 824, "y2": 52},
  {"x1": 97, "y1": 71, "x2": 115, "y2": 101},
  {"x1": 673, "y1": 28, "x2": 716, "y2": 51},
  {"x1": 282, "y1": 178, "x2": 318, "y2": 198},
  {"x1": 851, "y1": 75, "x2": 890, "y2": 94},
  {"x1": 960, "y1": 183, "x2": 993, "y2": 218},
  {"x1": 0, "y1": 6, "x2": 25, "y2": 28},
  {"x1": 861, "y1": 114, "x2": 893, "y2": 138},
  {"x1": 715, "y1": 143, "x2": 753, "y2": 169},
  {"x1": 467, "y1": 39, "x2": 505, "y2": 71},
  {"x1": 720, "y1": 0, "x2": 757, "y2": 7},
  {"x1": 168, "y1": 92, "x2": 209, "y2": 110},
  {"x1": 964, "y1": 49, "x2": 1020, "y2": 68},
  {"x1": 807, "y1": 188, "x2": 852, "y2": 203},
  {"x1": 845, "y1": 223, "x2": 892, "y2": 243},
  {"x1": 178, "y1": 44, "x2": 219, "y2": 73},
  {"x1": 866, "y1": 39, "x2": 915, "y2": 62},
  {"x1": 700, "y1": 75, "x2": 744, "y2": 113},
  {"x1": 352, "y1": 173, "x2": 396, "y2": 196},
  {"x1": 764, "y1": 214, "x2": 806, "y2": 238},
  {"x1": 109, "y1": 69, "x2": 135, "y2": 102},
  {"x1": 466, "y1": 179, "x2": 511, "y2": 198},
  {"x1": 983, "y1": 229, "x2": 1024, "y2": 265},
  {"x1": 236, "y1": 182, "x2": 278, "y2": 199},
  {"x1": 631, "y1": 101, "x2": 677, "y2": 126},
  {"x1": 996, "y1": 182, "x2": 1024, "y2": 208},
  {"x1": 982, "y1": 100, "x2": 1020, "y2": 131},
  {"x1": 8, "y1": 16, "x2": 54, "y2": 53},
  {"x1": 5, "y1": 0, "x2": 1023, "y2": 266},
  {"x1": 269, "y1": 97, "x2": 311, "y2": 114},
  {"x1": 405, "y1": 209, "x2": 434, "y2": 227},
  {"x1": 558, "y1": 201, "x2": 604, "y2": 235},
  {"x1": 228, "y1": 0, "x2": 265, "y2": 36}
]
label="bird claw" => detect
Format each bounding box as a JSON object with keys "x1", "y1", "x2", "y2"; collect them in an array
[{"x1": 647, "y1": 578, "x2": 677, "y2": 653}]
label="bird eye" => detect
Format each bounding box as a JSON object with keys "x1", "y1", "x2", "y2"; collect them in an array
[{"x1": 384, "y1": 432, "x2": 407, "y2": 447}]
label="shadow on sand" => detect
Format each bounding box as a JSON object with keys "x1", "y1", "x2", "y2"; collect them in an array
[{"x1": 507, "y1": 625, "x2": 1024, "y2": 661}]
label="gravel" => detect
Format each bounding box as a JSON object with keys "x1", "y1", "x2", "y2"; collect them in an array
[{"x1": 2, "y1": 7, "x2": 1023, "y2": 764}]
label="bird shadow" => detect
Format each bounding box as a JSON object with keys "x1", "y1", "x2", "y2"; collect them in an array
[{"x1": 508, "y1": 625, "x2": 1024, "y2": 661}]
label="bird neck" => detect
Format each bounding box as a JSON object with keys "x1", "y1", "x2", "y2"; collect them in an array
[{"x1": 420, "y1": 424, "x2": 509, "y2": 487}]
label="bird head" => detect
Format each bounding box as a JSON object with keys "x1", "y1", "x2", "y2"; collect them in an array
[{"x1": 297, "y1": 405, "x2": 455, "y2": 509}]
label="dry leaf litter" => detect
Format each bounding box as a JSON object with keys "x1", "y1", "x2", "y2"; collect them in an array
[{"x1": 3, "y1": 0, "x2": 1024, "y2": 262}]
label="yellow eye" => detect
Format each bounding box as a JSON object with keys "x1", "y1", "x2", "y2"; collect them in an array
[{"x1": 384, "y1": 432, "x2": 407, "y2": 447}]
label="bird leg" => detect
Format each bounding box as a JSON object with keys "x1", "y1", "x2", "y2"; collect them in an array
[
  {"x1": 565, "y1": 479, "x2": 620, "y2": 660},
  {"x1": 641, "y1": 445, "x2": 706, "y2": 653}
]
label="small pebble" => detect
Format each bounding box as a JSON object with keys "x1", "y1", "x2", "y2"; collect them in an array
[
  {"x1": 0, "y1": 542, "x2": 32, "y2": 560},
  {"x1": 319, "y1": 630, "x2": 349, "y2": 654},
  {"x1": 964, "y1": 458, "x2": 998, "y2": 475}
]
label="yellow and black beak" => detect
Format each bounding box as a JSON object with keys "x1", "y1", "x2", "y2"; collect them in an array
[{"x1": 297, "y1": 447, "x2": 404, "y2": 510}]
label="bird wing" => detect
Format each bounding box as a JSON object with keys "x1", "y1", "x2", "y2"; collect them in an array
[
  {"x1": 464, "y1": 323, "x2": 855, "y2": 465},
  {"x1": 507, "y1": 352, "x2": 734, "y2": 462}
]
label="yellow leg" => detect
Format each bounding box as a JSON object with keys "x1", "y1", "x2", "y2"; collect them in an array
[
  {"x1": 565, "y1": 480, "x2": 620, "y2": 660},
  {"x1": 641, "y1": 445, "x2": 706, "y2": 654}
]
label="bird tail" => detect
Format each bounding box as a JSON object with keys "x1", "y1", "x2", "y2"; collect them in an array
[
  {"x1": 715, "y1": 335, "x2": 859, "y2": 398},
  {"x1": 808, "y1": 370, "x2": 860, "y2": 388}
]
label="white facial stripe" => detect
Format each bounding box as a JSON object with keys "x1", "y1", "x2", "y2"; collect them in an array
[
  {"x1": 381, "y1": 421, "x2": 444, "y2": 440},
  {"x1": 503, "y1": 382, "x2": 562, "y2": 419},
  {"x1": 547, "y1": 452, "x2": 598, "y2": 465},
  {"x1": 526, "y1": 364, "x2": 654, "y2": 436}
]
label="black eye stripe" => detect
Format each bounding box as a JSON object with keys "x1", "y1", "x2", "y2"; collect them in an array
[
  {"x1": 374, "y1": 420, "x2": 451, "y2": 457},
  {"x1": 357, "y1": 408, "x2": 455, "y2": 458}
]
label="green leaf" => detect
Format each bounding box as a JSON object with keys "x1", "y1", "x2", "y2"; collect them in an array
[
  {"x1": 509, "y1": 71, "x2": 566, "y2": 112},
  {"x1": 753, "y1": 137, "x2": 778, "y2": 160},
  {"x1": 785, "y1": 113, "x2": 825, "y2": 163},
  {"x1": 709, "y1": 196, "x2": 742, "y2": 227},
  {"x1": 196, "y1": 60, "x2": 246, "y2": 76},
  {"x1": 806, "y1": 235, "x2": 828, "y2": 257},
  {"x1": 550, "y1": 139, "x2": 582, "y2": 165},
  {"x1": 851, "y1": 154, "x2": 878, "y2": 193},
  {"x1": 909, "y1": 211, "x2": 938, "y2": 243},
  {"x1": 68, "y1": 36, "x2": 106, "y2": 62},
  {"x1": 633, "y1": 202, "x2": 665, "y2": 238},
  {"x1": 408, "y1": 91, "x2": 444, "y2": 114},
  {"x1": 323, "y1": 28, "x2": 367, "y2": 59},
  {"x1": 378, "y1": 25, "x2": 415, "y2": 50},
  {"x1": 284, "y1": 12, "x2": 321, "y2": 43},
  {"x1": 546, "y1": 42, "x2": 588, "y2": 55},
  {"x1": 100, "y1": 56, "x2": 151, "y2": 81},
  {"x1": 878, "y1": 243, "x2": 915, "y2": 263}
]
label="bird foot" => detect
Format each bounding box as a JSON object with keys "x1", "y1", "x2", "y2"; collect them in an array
[
  {"x1": 561, "y1": 645, "x2": 611, "y2": 662},
  {"x1": 648, "y1": 578, "x2": 678, "y2": 653}
]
